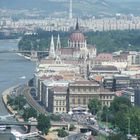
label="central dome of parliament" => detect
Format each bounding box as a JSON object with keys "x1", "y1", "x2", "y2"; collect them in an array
[{"x1": 69, "y1": 21, "x2": 85, "y2": 42}]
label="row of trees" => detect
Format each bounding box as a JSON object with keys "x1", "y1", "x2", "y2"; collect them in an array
[
  {"x1": 18, "y1": 29, "x2": 140, "y2": 53},
  {"x1": 7, "y1": 94, "x2": 51, "y2": 134},
  {"x1": 88, "y1": 97, "x2": 140, "y2": 139}
]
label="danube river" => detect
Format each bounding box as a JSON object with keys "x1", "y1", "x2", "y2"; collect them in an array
[{"x1": 0, "y1": 39, "x2": 36, "y2": 139}]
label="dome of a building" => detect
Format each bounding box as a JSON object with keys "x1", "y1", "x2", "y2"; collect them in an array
[
  {"x1": 69, "y1": 20, "x2": 85, "y2": 42},
  {"x1": 70, "y1": 31, "x2": 85, "y2": 42}
]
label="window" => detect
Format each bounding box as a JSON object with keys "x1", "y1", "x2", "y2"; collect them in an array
[
  {"x1": 78, "y1": 88, "x2": 80, "y2": 92},
  {"x1": 59, "y1": 101, "x2": 61, "y2": 106},
  {"x1": 72, "y1": 88, "x2": 75, "y2": 92},
  {"x1": 56, "y1": 100, "x2": 58, "y2": 105},
  {"x1": 89, "y1": 88, "x2": 92, "y2": 92},
  {"x1": 78, "y1": 98, "x2": 80, "y2": 104},
  {"x1": 83, "y1": 98, "x2": 86, "y2": 104},
  {"x1": 72, "y1": 98, "x2": 75, "y2": 104}
]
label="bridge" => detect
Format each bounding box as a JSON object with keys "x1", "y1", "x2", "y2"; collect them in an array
[
  {"x1": 0, "y1": 120, "x2": 37, "y2": 133},
  {"x1": 0, "y1": 120, "x2": 37, "y2": 126},
  {"x1": 87, "y1": 125, "x2": 109, "y2": 137},
  {"x1": 0, "y1": 49, "x2": 49, "y2": 60},
  {"x1": 0, "y1": 50, "x2": 49, "y2": 53}
]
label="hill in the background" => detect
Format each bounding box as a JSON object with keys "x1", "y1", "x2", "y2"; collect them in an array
[{"x1": 0, "y1": 0, "x2": 140, "y2": 16}]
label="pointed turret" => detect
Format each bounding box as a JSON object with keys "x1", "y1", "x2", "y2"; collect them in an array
[
  {"x1": 75, "y1": 18, "x2": 79, "y2": 30},
  {"x1": 49, "y1": 35, "x2": 56, "y2": 58},
  {"x1": 56, "y1": 34, "x2": 61, "y2": 50}
]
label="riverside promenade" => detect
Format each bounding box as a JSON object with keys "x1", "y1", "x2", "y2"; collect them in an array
[{"x1": 2, "y1": 85, "x2": 19, "y2": 115}]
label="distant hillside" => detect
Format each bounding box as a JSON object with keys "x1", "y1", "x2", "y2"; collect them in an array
[{"x1": 0, "y1": 0, "x2": 140, "y2": 16}]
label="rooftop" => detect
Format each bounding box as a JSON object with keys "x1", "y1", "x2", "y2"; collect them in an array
[
  {"x1": 52, "y1": 86, "x2": 68, "y2": 93},
  {"x1": 92, "y1": 65, "x2": 118, "y2": 71},
  {"x1": 69, "y1": 80, "x2": 99, "y2": 86}
]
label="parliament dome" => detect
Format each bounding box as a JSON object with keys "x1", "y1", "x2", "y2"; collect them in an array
[
  {"x1": 69, "y1": 31, "x2": 85, "y2": 42},
  {"x1": 69, "y1": 20, "x2": 85, "y2": 42}
]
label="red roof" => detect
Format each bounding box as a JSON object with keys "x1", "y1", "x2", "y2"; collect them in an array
[
  {"x1": 60, "y1": 48, "x2": 74, "y2": 55},
  {"x1": 96, "y1": 53, "x2": 113, "y2": 61},
  {"x1": 69, "y1": 31, "x2": 85, "y2": 42}
]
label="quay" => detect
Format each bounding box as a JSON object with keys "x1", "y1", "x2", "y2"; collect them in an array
[
  {"x1": 2, "y1": 85, "x2": 19, "y2": 115},
  {"x1": 1, "y1": 85, "x2": 46, "y2": 140}
]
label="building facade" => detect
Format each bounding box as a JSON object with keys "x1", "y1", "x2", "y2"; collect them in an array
[{"x1": 68, "y1": 80, "x2": 100, "y2": 111}]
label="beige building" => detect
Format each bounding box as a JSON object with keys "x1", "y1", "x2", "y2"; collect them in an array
[
  {"x1": 49, "y1": 86, "x2": 68, "y2": 113},
  {"x1": 41, "y1": 79, "x2": 69, "y2": 110},
  {"x1": 100, "y1": 88, "x2": 115, "y2": 107},
  {"x1": 69, "y1": 80, "x2": 100, "y2": 111}
]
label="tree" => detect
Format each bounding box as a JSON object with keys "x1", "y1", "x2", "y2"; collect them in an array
[
  {"x1": 108, "y1": 97, "x2": 132, "y2": 127},
  {"x1": 109, "y1": 98, "x2": 140, "y2": 137},
  {"x1": 19, "y1": 30, "x2": 140, "y2": 53},
  {"x1": 7, "y1": 95, "x2": 14, "y2": 106},
  {"x1": 58, "y1": 128, "x2": 69, "y2": 137},
  {"x1": 109, "y1": 97, "x2": 132, "y2": 114},
  {"x1": 114, "y1": 107, "x2": 140, "y2": 136},
  {"x1": 49, "y1": 114, "x2": 61, "y2": 121},
  {"x1": 69, "y1": 124, "x2": 76, "y2": 131},
  {"x1": 37, "y1": 114, "x2": 51, "y2": 134},
  {"x1": 115, "y1": 111, "x2": 128, "y2": 134},
  {"x1": 101, "y1": 106, "x2": 110, "y2": 122},
  {"x1": 107, "y1": 133, "x2": 127, "y2": 140},
  {"x1": 22, "y1": 107, "x2": 37, "y2": 121},
  {"x1": 125, "y1": 107, "x2": 140, "y2": 136},
  {"x1": 88, "y1": 98, "x2": 101, "y2": 115}
]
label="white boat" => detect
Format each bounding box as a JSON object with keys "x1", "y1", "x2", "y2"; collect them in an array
[
  {"x1": 0, "y1": 125, "x2": 6, "y2": 131},
  {"x1": 19, "y1": 76, "x2": 26, "y2": 79}
]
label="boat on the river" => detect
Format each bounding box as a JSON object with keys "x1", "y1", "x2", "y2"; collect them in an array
[
  {"x1": 19, "y1": 76, "x2": 26, "y2": 79},
  {"x1": 0, "y1": 125, "x2": 6, "y2": 131}
]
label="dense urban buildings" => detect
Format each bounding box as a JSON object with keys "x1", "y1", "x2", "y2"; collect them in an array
[
  {"x1": 1, "y1": 0, "x2": 140, "y2": 139},
  {"x1": 1, "y1": 15, "x2": 140, "y2": 36},
  {"x1": 33, "y1": 21, "x2": 140, "y2": 114}
]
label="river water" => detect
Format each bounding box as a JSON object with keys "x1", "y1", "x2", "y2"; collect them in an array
[{"x1": 0, "y1": 39, "x2": 36, "y2": 140}]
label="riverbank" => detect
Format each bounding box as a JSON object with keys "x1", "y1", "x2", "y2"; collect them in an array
[{"x1": 2, "y1": 85, "x2": 19, "y2": 115}]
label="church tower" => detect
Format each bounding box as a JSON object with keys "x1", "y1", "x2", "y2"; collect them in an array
[
  {"x1": 56, "y1": 34, "x2": 61, "y2": 56},
  {"x1": 49, "y1": 35, "x2": 56, "y2": 58}
]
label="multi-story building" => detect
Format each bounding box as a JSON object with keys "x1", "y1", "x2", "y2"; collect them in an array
[
  {"x1": 41, "y1": 79, "x2": 69, "y2": 110},
  {"x1": 99, "y1": 88, "x2": 115, "y2": 107},
  {"x1": 127, "y1": 51, "x2": 140, "y2": 65},
  {"x1": 68, "y1": 80, "x2": 100, "y2": 111},
  {"x1": 103, "y1": 75, "x2": 130, "y2": 91},
  {"x1": 48, "y1": 86, "x2": 68, "y2": 113},
  {"x1": 90, "y1": 65, "x2": 119, "y2": 78}
]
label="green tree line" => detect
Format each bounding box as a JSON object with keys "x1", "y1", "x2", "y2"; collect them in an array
[
  {"x1": 88, "y1": 97, "x2": 140, "y2": 139},
  {"x1": 18, "y1": 29, "x2": 140, "y2": 53}
]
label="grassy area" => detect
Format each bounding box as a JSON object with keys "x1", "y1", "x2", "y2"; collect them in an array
[{"x1": 95, "y1": 135, "x2": 106, "y2": 140}]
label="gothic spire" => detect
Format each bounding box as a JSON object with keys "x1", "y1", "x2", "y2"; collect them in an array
[
  {"x1": 75, "y1": 18, "x2": 79, "y2": 30},
  {"x1": 56, "y1": 34, "x2": 61, "y2": 50},
  {"x1": 49, "y1": 35, "x2": 56, "y2": 58}
]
